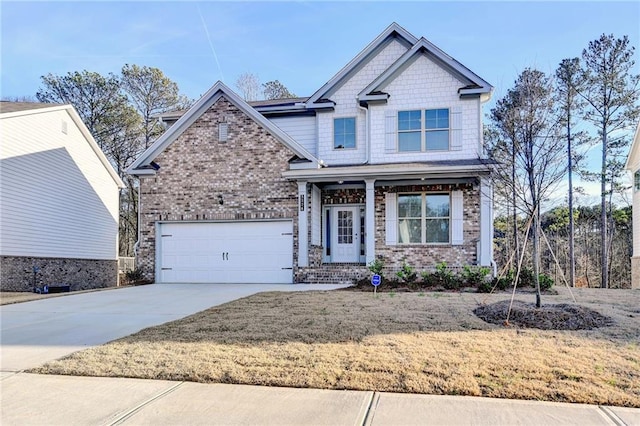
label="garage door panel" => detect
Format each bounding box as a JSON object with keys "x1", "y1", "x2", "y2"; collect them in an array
[{"x1": 158, "y1": 221, "x2": 293, "y2": 284}]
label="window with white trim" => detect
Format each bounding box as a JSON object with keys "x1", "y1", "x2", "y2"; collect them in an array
[
  {"x1": 398, "y1": 109, "x2": 450, "y2": 152},
  {"x1": 398, "y1": 193, "x2": 450, "y2": 244},
  {"x1": 334, "y1": 117, "x2": 356, "y2": 149},
  {"x1": 635, "y1": 171, "x2": 640, "y2": 191}
]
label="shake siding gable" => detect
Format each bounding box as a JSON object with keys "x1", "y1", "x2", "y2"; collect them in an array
[
  {"x1": 137, "y1": 97, "x2": 299, "y2": 282},
  {"x1": 318, "y1": 39, "x2": 409, "y2": 165},
  {"x1": 0, "y1": 109, "x2": 120, "y2": 260},
  {"x1": 369, "y1": 54, "x2": 481, "y2": 163}
]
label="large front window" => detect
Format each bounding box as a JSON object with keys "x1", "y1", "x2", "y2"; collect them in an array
[
  {"x1": 398, "y1": 193, "x2": 450, "y2": 244},
  {"x1": 398, "y1": 109, "x2": 450, "y2": 152}
]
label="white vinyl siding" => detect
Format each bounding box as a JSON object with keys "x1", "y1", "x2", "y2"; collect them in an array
[
  {"x1": 0, "y1": 109, "x2": 120, "y2": 260},
  {"x1": 269, "y1": 116, "x2": 317, "y2": 156}
]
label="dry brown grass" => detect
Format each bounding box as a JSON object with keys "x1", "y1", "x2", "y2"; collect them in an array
[
  {"x1": 31, "y1": 287, "x2": 640, "y2": 407},
  {"x1": 0, "y1": 291, "x2": 68, "y2": 305}
]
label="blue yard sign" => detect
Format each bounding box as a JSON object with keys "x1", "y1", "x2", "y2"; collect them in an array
[{"x1": 371, "y1": 274, "x2": 381, "y2": 287}]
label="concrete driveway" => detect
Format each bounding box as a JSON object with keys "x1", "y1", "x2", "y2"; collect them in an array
[{"x1": 0, "y1": 283, "x2": 347, "y2": 371}]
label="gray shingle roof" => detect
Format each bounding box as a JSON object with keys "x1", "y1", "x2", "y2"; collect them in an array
[{"x1": 0, "y1": 101, "x2": 62, "y2": 114}]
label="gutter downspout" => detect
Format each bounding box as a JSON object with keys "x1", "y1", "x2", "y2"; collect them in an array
[{"x1": 357, "y1": 101, "x2": 369, "y2": 164}]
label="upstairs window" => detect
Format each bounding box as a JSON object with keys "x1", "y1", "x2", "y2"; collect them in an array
[
  {"x1": 334, "y1": 117, "x2": 356, "y2": 149},
  {"x1": 398, "y1": 109, "x2": 450, "y2": 152},
  {"x1": 398, "y1": 110, "x2": 422, "y2": 152}
]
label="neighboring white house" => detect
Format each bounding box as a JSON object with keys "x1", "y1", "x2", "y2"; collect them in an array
[
  {"x1": 129, "y1": 23, "x2": 495, "y2": 284},
  {"x1": 0, "y1": 102, "x2": 124, "y2": 291},
  {"x1": 625, "y1": 121, "x2": 640, "y2": 289}
]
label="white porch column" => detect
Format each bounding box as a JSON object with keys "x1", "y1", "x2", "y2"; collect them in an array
[
  {"x1": 365, "y1": 179, "x2": 376, "y2": 264},
  {"x1": 479, "y1": 177, "x2": 493, "y2": 266},
  {"x1": 297, "y1": 181, "x2": 309, "y2": 267}
]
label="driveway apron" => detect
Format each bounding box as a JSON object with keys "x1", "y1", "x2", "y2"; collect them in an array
[{"x1": 0, "y1": 283, "x2": 347, "y2": 371}]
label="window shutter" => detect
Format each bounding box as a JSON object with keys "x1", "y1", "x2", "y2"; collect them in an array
[
  {"x1": 451, "y1": 190, "x2": 464, "y2": 245},
  {"x1": 385, "y1": 110, "x2": 397, "y2": 152},
  {"x1": 311, "y1": 185, "x2": 321, "y2": 246},
  {"x1": 450, "y1": 106, "x2": 463, "y2": 151},
  {"x1": 385, "y1": 192, "x2": 397, "y2": 245}
]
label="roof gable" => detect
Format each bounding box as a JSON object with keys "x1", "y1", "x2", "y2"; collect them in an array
[
  {"x1": 128, "y1": 81, "x2": 320, "y2": 175},
  {"x1": 625, "y1": 121, "x2": 640, "y2": 171},
  {"x1": 358, "y1": 37, "x2": 493, "y2": 103},
  {"x1": 0, "y1": 103, "x2": 124, "y2": 188},
  {"x1": 306, "y1": 22, "x2": 417, "y2": 108}
]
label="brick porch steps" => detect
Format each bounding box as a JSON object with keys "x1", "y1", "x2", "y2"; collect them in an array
[{"x1": 297, "y1": 264, "x2": 369, "y2": 285}]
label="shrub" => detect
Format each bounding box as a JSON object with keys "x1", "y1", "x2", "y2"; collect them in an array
[
  {"x1": 461, "y1": 265, "x2": 491, "y2": 287},
  {"x1": 368, "y1": 258, "x2": 384, "y2": 276},
  {"x1": 421, "y1": 262, "x2": 463, "y2": 290},
  {"x1": 396, "y1": 261, "x2": 417, "y2": 283},
  {"x1": 483, "y1": 269, "x2": 554, "y2": 293},
  {"x1": 125, "y1": 268, "x2": 144, "y2": 283}
]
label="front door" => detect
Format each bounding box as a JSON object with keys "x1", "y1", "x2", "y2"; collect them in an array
[{"x1": 331, "y1": 206, "x2": 360, "y2": 263}]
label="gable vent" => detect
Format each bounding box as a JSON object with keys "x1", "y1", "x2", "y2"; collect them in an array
[
  {"x1": 218, "y1": 122, "x2": 228, "y2": 142},
  {"x1": 61, "y1": 120, "x2": 68, "y2": 134}
]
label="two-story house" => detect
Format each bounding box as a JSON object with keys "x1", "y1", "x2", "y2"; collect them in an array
[{"x1": 127, "y1": 23, "x2": 494, "y2": 284}]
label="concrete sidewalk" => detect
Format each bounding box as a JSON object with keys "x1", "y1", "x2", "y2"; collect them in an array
[{"x1": 1, "y1": 373, "x2": 638, "y2": 425}]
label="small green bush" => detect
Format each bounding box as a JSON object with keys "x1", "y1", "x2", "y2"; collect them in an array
[
  {"x1": 483, "y1": 269, "x2": 554, "y2": 293},
  {"x1": 368, "y1": 258, "x2": 384, "y2": 276},
  {"x1": 125, "y1": 268, "x2": 144, "y2": 283},
  {"x1": 396, "y1": 261, "x2": 417, "y2": 283}
]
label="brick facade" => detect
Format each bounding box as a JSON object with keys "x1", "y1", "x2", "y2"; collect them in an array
[
  {"x1": 137, "y1": 97, "x2": 299, "y2": 282},
  {"x1": 296, "y1": 183, "x2": 480, "y2": 283},
  {"x1": 375, "y1": 184, "x2": 480, "y2": 274},
  {"x1": 0, "y1": 256, "x2": 117, "y2": 291}
]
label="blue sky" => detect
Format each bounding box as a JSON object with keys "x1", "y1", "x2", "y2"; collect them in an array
[{"x1": 2, "y1": 1, "x2": 639, "y2": 203}]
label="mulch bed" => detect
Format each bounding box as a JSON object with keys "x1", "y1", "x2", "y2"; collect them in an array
[{"x1": 474, "y1": 300, "x2": 615, "y2": 330}]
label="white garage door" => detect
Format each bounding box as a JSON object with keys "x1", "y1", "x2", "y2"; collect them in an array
[{"x1": 158, "y1": 221, "x2": 293, "y2": 283}]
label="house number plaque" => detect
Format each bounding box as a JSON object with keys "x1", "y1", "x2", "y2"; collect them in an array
[{"x1": 299, "y1": 194, "x2": 305, "y2": 211}]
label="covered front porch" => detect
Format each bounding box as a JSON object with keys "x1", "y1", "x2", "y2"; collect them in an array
[{"x1": 287, "y1": 161, "x2": 494, "y2": 284}]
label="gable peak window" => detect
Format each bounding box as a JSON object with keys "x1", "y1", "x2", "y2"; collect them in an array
[
  {"x1": 398, "y1": 108, "x2": 450, "y2": 152},
  {"x1": 334, "y1": 117, "x2": 356, "y2": 149}
]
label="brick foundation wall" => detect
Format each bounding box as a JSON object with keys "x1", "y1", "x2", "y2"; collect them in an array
[
  {"x1": 0, "y1": 256, "x2": 117, "y2": 292},
  {"x1": 137, "y1": 96, "x2": 299, "y2": 282}
]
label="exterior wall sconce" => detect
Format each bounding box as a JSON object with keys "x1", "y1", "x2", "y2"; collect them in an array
[{"x1": 218, "y1": 194, "x2": 224, "y2": 205}]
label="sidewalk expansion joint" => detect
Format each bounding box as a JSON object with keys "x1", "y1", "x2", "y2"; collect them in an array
[
  {"x1": 361, "y1": 391, "x2": 379, "y2": 426},
  {"x1": 106, "y1": 381, "x2": 185, "y2": 426},
  {"x1": 598, "y1": 406, "x2": 627, "y2": 426}
]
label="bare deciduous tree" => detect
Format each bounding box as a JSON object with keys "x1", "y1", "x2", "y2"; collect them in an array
[{"x1": 235, "y1": 72, "x2": 261, "y2": 101}]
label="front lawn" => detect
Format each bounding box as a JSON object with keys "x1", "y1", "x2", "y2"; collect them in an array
[{"x1": 30, "y1": 287, "x2": 640, "y2": 407}]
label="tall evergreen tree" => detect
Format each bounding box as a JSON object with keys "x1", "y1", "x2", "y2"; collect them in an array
[
  {"x1": 579, "y1": 34, "x2": 640, "y2": 288},
  {"x1": 555, "y1": 58, "x2": 587, "y2": 288}
]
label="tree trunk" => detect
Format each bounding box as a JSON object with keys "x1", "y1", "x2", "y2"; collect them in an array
[
  {"x1": 567, "y1": 121, "x2": 576, "y2": 287},
  {"x1": 512, "y1": 148, "x2": 519, "y2": 270},
  {"x1": 600, "y1": 121, "x2": 608, "y2": 288}
]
